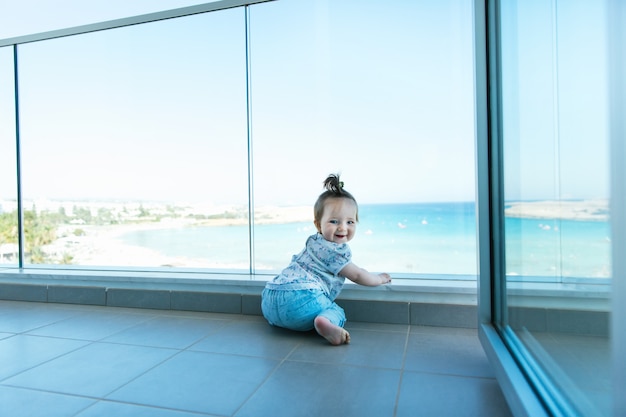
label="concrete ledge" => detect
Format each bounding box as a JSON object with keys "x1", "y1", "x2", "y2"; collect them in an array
[
  {"x1": 0, "y1": 268, "x2": 610, "y2": 332},
  {"x1": 0, "y1": 276, "x2": 475, "y2": 327},
  {"x1": 48, "y1": 285, "x2": 106, "y2": 306},
  {"x1": 0, "y1": 283, "x2": 47, "y2": 302},
  {"x1": 340, "y1": 299, "x2": 410, "y2": 325},
  {"x1": 410, "y1": 303, "x2": 477, "y2": 328},
  {"x1": 107, "y1": 288, "x2": 171, "y2": 310},
  {"x1": 171, "y1": 291, "x2": 242, "y2": 314},
  {"x1": 242, "y1": 294, "x2": 262, "y2": 315}
]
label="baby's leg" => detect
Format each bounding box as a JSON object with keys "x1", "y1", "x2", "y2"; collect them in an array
[{"x1": 314, "y1": 316, "x2": 350, "y2": 345}]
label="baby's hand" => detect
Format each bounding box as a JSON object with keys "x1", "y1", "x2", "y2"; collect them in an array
[{"x1": 379, "y1": 273, "x2": 392, "y2": 285}]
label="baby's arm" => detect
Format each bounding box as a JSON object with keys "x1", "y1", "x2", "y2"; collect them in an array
[{"x1": 339, "y1": 262, "x2": 391, "y2": 286}]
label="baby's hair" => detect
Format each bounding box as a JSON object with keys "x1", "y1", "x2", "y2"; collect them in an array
[{"x1": 314, "y1": 173, "x2": 359, "y2": 223}]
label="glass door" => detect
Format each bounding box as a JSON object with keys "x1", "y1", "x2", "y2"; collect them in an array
[{"x1": 496, "y1": 1, "x2": 611, "y2": 415}]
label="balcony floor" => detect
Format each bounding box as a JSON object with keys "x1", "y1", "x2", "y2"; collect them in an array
[{"x1": 0, "y1": 300, "x2": 511, "y2": 417}]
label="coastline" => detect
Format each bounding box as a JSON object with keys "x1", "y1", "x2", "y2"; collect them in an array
[
  {"x1": 50, "y1": 220, "x2": 200, "y2": 267},
  {"x1": 43, "y1": 206, "x2": 314, "y2": 267},
  {"x1": 34, "y1": 200, "x2": 609, "y2": 268},
  {"x1": 504, "y1": 199, "x2": 608, "y2": 221}
]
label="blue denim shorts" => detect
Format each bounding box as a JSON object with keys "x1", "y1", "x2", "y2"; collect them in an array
[{"x1": 261, "y1": 287, "x2": 346, "y2": 331}]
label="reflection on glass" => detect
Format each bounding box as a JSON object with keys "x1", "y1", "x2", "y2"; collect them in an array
[
  {"x1": 501, "y1": 1, "x2": 610, "y2": 415},
  {"x1": 251, "y1": 0, "x2": 477, "y2": 276},
  {"x1": 0, "y1": 47, "x2": 18, "y2": 266},
  {"x1": 18, "y1": 9, "x2": 250, "y2": 269}
]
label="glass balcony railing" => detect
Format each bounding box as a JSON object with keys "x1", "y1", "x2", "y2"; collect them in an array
[{"x1": 0, "y1": 0, "x2": 478, "y2": 280}]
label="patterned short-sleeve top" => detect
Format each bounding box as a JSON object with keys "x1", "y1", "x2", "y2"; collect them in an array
[{"x1": 264, "y1": 233, "x2": 352, "y2": 300}]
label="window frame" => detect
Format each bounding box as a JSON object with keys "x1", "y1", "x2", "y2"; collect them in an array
[{"x1": 478, "y1": 0, "x2": 625, "y2": 416}]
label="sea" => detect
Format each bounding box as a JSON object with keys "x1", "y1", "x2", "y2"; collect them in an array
[{"x1": 121, "y1": 202, "x2": 611, "y2": 280}]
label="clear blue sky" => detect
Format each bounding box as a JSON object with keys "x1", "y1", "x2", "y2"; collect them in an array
[
  {"x1": 500, "y1": 0, "x2": 609, "y2": 202},
  {"x1": 0, "y1": 0, "x2": 609, "y2": 206}
]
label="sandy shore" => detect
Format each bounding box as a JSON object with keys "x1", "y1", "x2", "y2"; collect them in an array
[
  {"x1": 43, "y1": 206, "x2": 314, "y2": 267},
  {"x1": 37, "y1": 200, "x2": 608, "y2": 268},
  {"x1": 504, "y1": 200, "x2": 608, "y2": 221}
]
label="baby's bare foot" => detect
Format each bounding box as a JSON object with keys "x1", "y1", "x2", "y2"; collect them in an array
[{"x1": 314, "y1": 316, "x2": 350, "y2": 345}]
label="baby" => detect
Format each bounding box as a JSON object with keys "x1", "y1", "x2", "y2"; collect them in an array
[{"x1": 261, "y1": 174, "x2": 391, "y2": 345}]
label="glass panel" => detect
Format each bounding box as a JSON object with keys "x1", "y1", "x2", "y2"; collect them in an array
[
  {"x1": 500, "y1": 0, "x2": 610, "y2": 415},
  {"x1": 250, "y1": 0, "x2": 477, "y2": 278},
  {"x1": 0, "y1": 47, "x2": 18, "y2": 267},
  {"x1": 18, "y1": 9, "x2": 250, "y2": 269}
]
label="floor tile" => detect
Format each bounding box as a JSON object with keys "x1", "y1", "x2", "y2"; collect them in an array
[
  {"x1": 345, "y1": 321, "x2": 409, "y2": 333},
  {"x1": 404, "y1": 331, "x2": 494, "y2": 378},
  {"x1": 0, "y1": 385, "x2": 95, "y2": 417},
  {"x1": 189, "y1": 320, "x2": 304, "y2": 359},
  {"x1": 3, "y1": 342, "x2": 177, "y2": 397},
  {"x1": 0, "y1": 334, "x2": 89, "y2": 380},
  {"x1": 108, "y1": 350, "x2": 279, "y2": 416},
  {"x1": 103, "y1": 315, "x2": 229, "y2": 349},
  {"x1": 0, "y1": 300, "x2": 513, "y2": 417},
  {"x1": 0, "y1": 304, "x2": 80, "y2": 333},
  {"x1": 520, "y1": 331, "x2": 610, "y2": 416},
  {"x1": 76, "y1": 400, "x2": 216, "y2": 417},
  {"x1": 396, "y1": 372, "x2": 512, "y2": 417},
  {"x1": 235, "y1": 361, "x2": 400, "y2": 417},
  {"x1": 410, "y1": 325, "x2": 478, "y2": 336},
  {"x1": 26, "y1": 311, "x2": 152, "y2": 341},
  {"x1": 288, "y1": 329, "x2": 408, "y2": 369}
]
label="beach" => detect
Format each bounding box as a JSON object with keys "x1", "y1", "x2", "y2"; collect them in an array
[
  {"x1": 40, "y1": 206, "x2": 314, "y2": 268},
  {"x1": 504, "y1": 200, "x2": 608, "y2": 221},
  {"x1": 26, "y1": 200, "x2": 609, "y2": 275},
  {"x1": 51, "y1": 220, "x2": 203, "y2": 268}
]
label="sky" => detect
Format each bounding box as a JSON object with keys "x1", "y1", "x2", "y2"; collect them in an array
[
  {"x1": 0, "y1": 0, "x2": 610, "y2": 207},
  {"x1": 500, "y1": 0, "x2": 610, "y2": 202}
]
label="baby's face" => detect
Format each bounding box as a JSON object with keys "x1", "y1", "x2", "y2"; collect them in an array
[{"x1": 314, "y1": 198, "x2": 357, "y2": 244}]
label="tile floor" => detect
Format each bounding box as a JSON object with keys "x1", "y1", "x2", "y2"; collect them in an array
[
  {"x1": 525, "y1": 331, "x2": 610, "y2": 416},
  {"x1": 0, "y1": 300, "x2": 512, "y2": 417}
]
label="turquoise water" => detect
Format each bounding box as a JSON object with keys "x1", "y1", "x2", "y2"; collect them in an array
[
  {"x1": 505, "y1": 217, "x2": 611, "y2": 278},
  {"x1": 121, "y1": 202, "x2": 611, "y2": 278}
]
